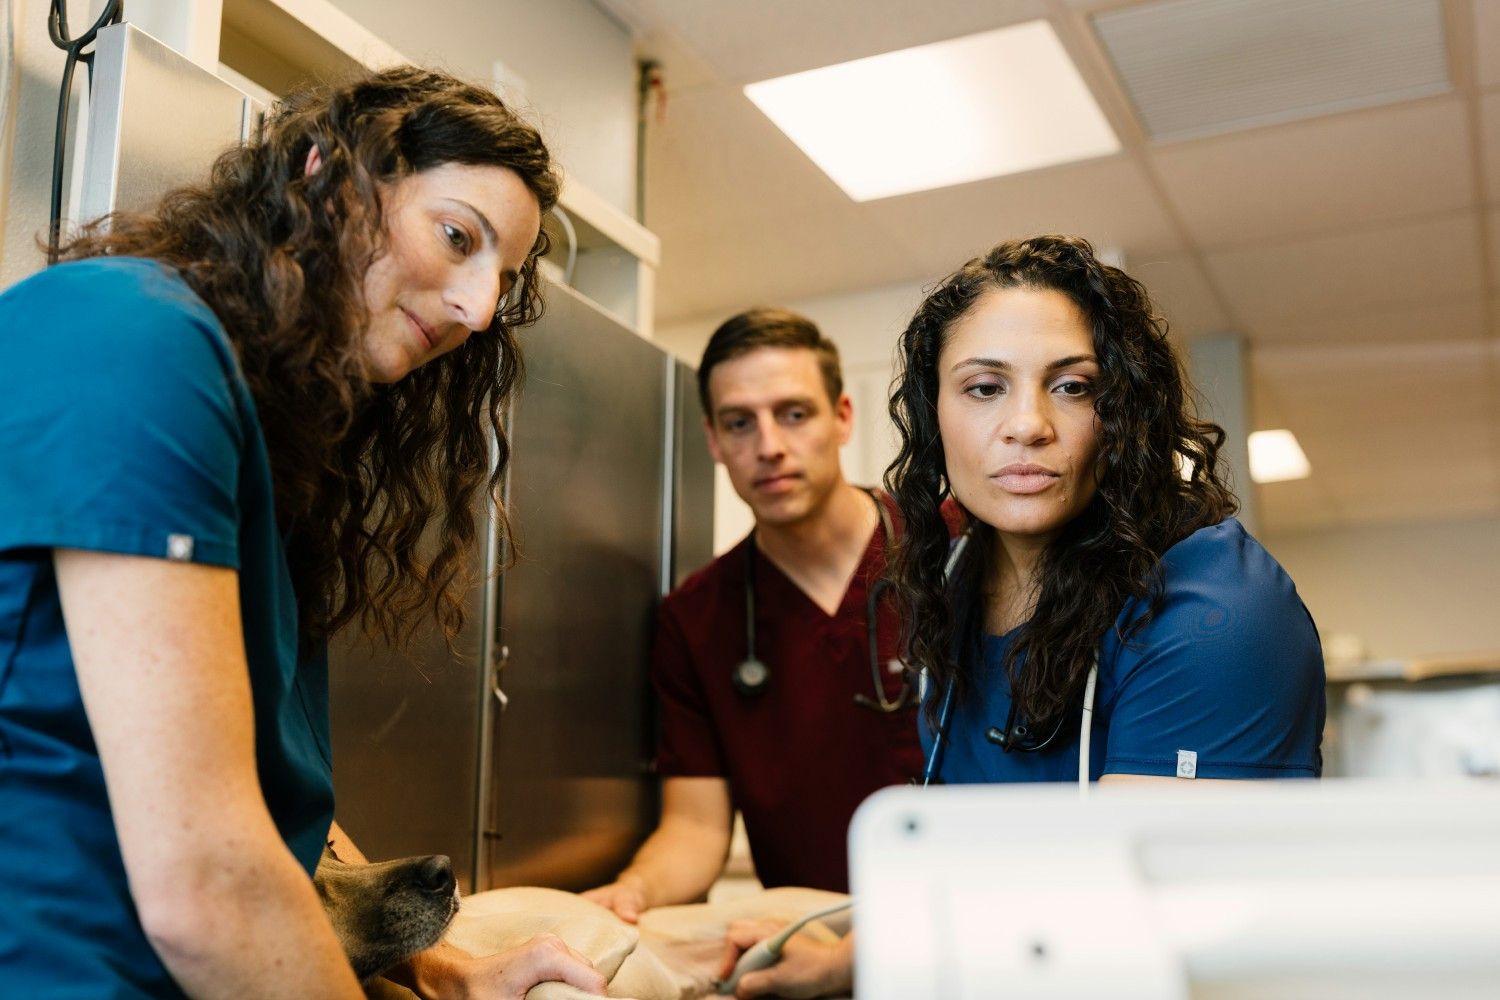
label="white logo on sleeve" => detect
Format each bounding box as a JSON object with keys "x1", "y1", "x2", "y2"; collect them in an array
[
  {"x1": 166, "y1": 534, "x2": 195, "y2": 561},
  {"x1": 1176, "y1": 749, "x2": 1198, "y2": 779}
]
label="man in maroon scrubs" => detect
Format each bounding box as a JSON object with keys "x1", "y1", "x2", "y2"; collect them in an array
[{"x1": 585, "y1": 308, "x2": 930, "y2": 920}]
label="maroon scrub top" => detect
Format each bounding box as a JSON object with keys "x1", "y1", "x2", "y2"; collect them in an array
[{"x1": 652, "y1": 497, "x2": 954, "y2": 891}]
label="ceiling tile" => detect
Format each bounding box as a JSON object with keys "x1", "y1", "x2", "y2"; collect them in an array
[
  {"x1": 1129, "y1": 251, "x2": 1234, "y2": 339},
  {"x1": 1253, "y1": 337, "x2": 1489, "y2": 391},
  {"x1": 1149, "y1": 97, "x2": 1473, "y2": 246},
  {"x1": 652, "y1": 206, "x2": 921, "y2": 324},
  {"x1": 1256, "y1": 476, "x2": 1344, "y2": 534},
  {"x1": 645, "y1": 86, "x2": 846, "y2": 230},
  {"x1": 860, "y1": 156, "x2": 1181, "y2": 290},
  {"x1": 1245, "y1": 295, "x2": 1487, "y2": 346},
  {"x1": 1092, "y1": 0, "x2": 1449, "y2": 143},
  {"x1": 1204, "y1": 214, "x2": 1485, "y2": 325},
  {"x1": 1251, "y1": 338, "x2": 1496, "y2": 525},
  {"x1": 1249, "y1": 368, "x2": 1292, "y2": 430},
  {"x1": 619, "y1": 0, "x2": 1050, "y2": 83},
  {"x1": 1338, "y1": 491, "x2": 1500, "y2": 528}
]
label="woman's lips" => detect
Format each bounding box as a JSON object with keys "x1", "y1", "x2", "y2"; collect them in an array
[
  {"x1": 993, "y1": 464, "x2": 1059, "y2": 494},
  {"x1": 403, "y1": 309, "x2": 436, "y2": 351}
]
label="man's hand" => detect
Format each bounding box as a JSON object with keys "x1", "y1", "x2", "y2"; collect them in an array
[
  {"x1": 396, "y1": 936, "x2": 607, "y2": 999},
  {"x1": 717, "y1": 919, "x2": 854, "y2": 999},
  {"x1": 582, "y1": 778, "x2": 733, "y2": 921},
  {"x1": 581, "y1": 877, "x2": 650, "y2": 924}
]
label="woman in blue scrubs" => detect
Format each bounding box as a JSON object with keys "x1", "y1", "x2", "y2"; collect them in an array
[
  {"x1": 0, "y1": 69, "x2": 604, "y2": 998},
  {"x1": 718, "y1": 234, "x2": 1324, "y2": 999},
  {"x1": 886, "y1": 234, "x2": 1324, "y2": 788}
]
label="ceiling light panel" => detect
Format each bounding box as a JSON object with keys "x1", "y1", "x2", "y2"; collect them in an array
[
  {"x1": 1093, "y1": 0, "x2": 1449, "y2": 143},
  {"x1": 1249, "y1": 429, "x2": 1312, "y2": 484},
  {"x1": 743, "y1": 20, "x2": 1120, "y2": 202}
]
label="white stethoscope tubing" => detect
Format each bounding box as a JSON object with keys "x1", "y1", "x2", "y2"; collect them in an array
[
  {"x1": 921, "y1": 530, "x2": 1101, "y2": 794},
  {"x1": 1077, "y1": 656, "x2": 1099, "y2": 798}
]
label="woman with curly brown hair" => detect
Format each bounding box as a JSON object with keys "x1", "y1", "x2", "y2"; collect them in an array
[
  {"x1": 0, "y1": 68, "x2": 605, "y2": 998},
  {"x1": 887, "y1": 234, "x2": 1325, "y2": 789}
]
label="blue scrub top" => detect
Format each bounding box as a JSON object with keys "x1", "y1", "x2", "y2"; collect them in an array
[
  {"x1": 921, "y1": 519, "x2": 1325, "y2": 784},
  {"x1": 0, "y1": 258, "x2": 335, "y2": 998}
]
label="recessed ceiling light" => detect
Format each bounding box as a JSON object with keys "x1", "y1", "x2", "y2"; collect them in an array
[
  {"x1": 743, "y1": 21, "x2": 1121, "y2": 202},
  {"x1": 1248, "y1": 429, "x2": 1312, "y2": 484}
]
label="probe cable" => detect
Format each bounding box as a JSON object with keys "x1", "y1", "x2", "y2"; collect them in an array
[{"x1": 716, "y1": 899, "x2": 855, "y2": 995}]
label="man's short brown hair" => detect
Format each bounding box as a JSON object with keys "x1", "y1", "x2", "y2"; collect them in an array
[{"x1": 697, "y1": 307, "x2": 843, "y2": 414}]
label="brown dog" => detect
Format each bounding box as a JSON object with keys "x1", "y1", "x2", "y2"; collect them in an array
[
  {"x1": 315, "y1": 849, "x2": 850, "y2": 999},
  {"x1": 314, "y1": 845, "x2": 460, "y2": 982}
]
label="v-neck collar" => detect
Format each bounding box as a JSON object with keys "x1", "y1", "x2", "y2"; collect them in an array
[{"x1": 746, "y1": 488, "x2": 890, "y2": 622}]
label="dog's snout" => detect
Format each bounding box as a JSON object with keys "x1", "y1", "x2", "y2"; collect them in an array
[{"x1": 417, "y1": 855, "x2": 455, "y2": 896}]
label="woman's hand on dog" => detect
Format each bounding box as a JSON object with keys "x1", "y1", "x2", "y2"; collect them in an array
[
  {"x1": 581, "y1": 877, "x2": 650, "y2": 924},
  {"x1": 718, "y1": 919, "x2": 855, "y2": 999},
  {"x1": 403, "y1": 936, "x2": 607, "y2": 999}
]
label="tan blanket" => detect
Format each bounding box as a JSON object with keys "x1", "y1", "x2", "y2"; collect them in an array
[{"x1": 364, "y1": 886, "x2": 851, "y2": 1000}]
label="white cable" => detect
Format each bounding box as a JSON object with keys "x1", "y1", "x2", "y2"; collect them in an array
[
  {"x1": 549, "y1": 203, "x2": 578, "y2": 287},
  {"x1": 1077, "y1": 654, "x2": 1099, "y2": 798},
  {"x1": 717, "y1": 899, "x2": 854, "y2": 995}
]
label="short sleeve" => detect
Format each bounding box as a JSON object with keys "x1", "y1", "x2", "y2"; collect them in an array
[
  {"x1": 651, "y1": 601, "x2": 729, "y2": 778},
  {"x1": 1101, "y1": 521, "x2": 1325, "y2": 779},
  {"x1": 0, "y1": 260, "x2": 245, "y2": 567}
]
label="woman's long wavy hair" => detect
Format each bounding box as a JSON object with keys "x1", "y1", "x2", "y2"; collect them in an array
[
  {"x1": 59, "y1": 66, "x2": 559, "y2": 647},
  {"x1": 887, "y1": 235, "x2": 1237, "y2": 733}
]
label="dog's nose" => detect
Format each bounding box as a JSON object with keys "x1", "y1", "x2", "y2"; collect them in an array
[{"x1": 417, "y1": 855, "x2": 455, "y2": 896}]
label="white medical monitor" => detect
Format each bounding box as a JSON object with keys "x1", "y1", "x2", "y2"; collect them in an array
[{"x1": 849, "y1": 779, "x2": 1500, "y2": 1000}]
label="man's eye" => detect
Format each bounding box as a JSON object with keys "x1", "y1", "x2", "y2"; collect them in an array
[{"x1": 783, "y1": 408, "x2": 808, "y2": 423}]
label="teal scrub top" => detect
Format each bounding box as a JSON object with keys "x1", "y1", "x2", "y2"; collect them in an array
[{"x1": 0, "y1": 258, "x2": 334, "y2": 998}]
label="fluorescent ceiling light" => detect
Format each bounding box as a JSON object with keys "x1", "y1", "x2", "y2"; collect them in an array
[
  {"x1": 743, "y1": 21, "x2": 1121, "y2": 202},
  {"x1": 1249, "y1": 430, "x2": 1312, "y2": 484}
]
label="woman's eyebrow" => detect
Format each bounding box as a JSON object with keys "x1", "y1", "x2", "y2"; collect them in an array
[
  {"x1": 1047, "y1": 354, "x2": 1097, "y2": 371},
  {"x1": 450, "y1": 198, "x2": 500, "y2": 247},
  {"x1": 949, "y1": 354, "x2": 1097, "y2": 373}
]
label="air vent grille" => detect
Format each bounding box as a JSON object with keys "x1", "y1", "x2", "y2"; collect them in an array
[{"x1": 1093, "y1": 0, "x2": 1449, "y2": 142}]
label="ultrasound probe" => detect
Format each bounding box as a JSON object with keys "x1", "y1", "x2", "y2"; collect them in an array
[{"x1": 716, "y1": 899, "x2": 854, "y2": 995}]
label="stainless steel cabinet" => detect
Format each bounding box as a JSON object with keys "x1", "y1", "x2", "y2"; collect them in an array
[
  {"x1": 478, "y1": 287, "x2": 668, "y2": 891},
  {"x1": 331, "y1": 285, "x2": 713, "y2": 891}
]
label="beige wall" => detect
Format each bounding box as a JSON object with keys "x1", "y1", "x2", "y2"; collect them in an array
[
  {"x1": 1261, "y1": 514, "x2": 1500, "y2": 663},
  {"x1": 323, "y1": 0, "x2": 637, "y2": 217}
]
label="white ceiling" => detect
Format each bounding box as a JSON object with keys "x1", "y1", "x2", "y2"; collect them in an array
[{"x1": 598, "y1": 0, "x2": 1500, "y2": 536}]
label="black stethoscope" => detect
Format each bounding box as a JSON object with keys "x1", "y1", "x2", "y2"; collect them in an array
[
  {"x1": 733, "y1": 488, "x2": 912, "y2": 712},
  {"x1": 919, "y1": 533, "x2": 1099, "y2": 791}
]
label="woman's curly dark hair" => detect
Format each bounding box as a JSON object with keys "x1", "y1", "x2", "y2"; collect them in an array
[
  {"x1": 59, "y1": 66, "x2": 560, "y2": 647},
  {"x1": 886, "y1": 235, "x2": 1237, "y2": 734}
]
